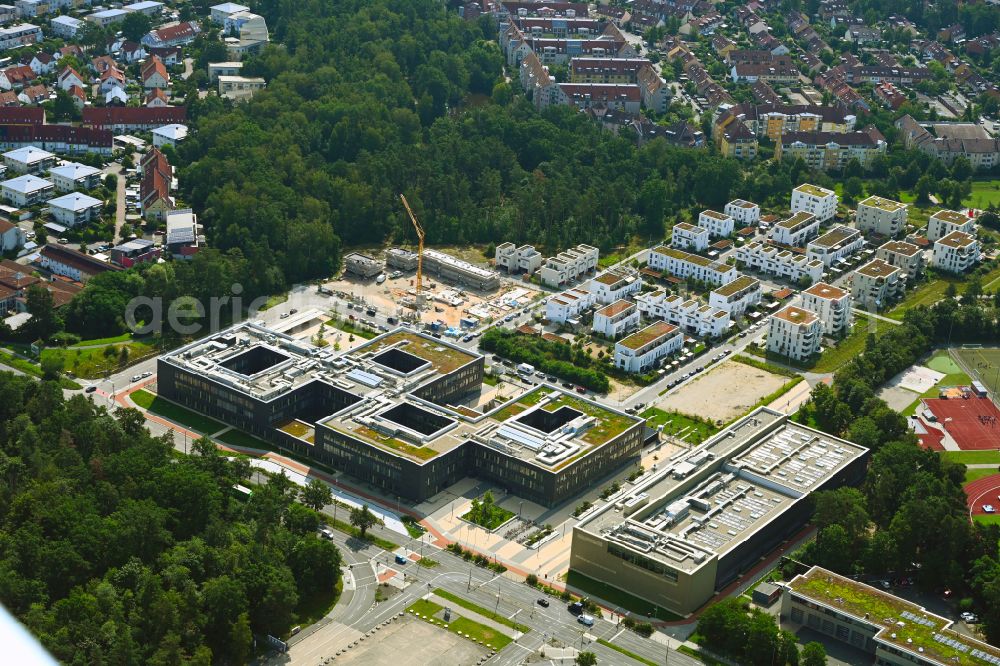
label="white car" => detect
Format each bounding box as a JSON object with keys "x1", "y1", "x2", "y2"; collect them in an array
[
  {"x1": 984, "y1": 504, "x2": 996, "y2": 514},
  {"x1": 961, "y1": 612, "x2": 978, "y2": 623}
]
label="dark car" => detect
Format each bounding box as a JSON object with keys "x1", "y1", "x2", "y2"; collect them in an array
[
  {"x1": 84, "y1": 386, "x2": 97, "y2": 393},
  {"x1": 537, "y1": 598, "x2": 550, "y2": 608},
  {"x1": 568, "y1": 601, "x2": 584, "y2": 615}
]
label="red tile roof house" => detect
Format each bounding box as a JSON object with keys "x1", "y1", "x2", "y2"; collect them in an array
[
  {"x1": 141, "y1": 21, "x2": 201, "y2": 48},
  {"x1": 0, "y1": 65, "x2": 36, "y2": 91},
  {"x1": 145, "y1": 88, "x2": 169, "y2": 107},
  {"x1": 141, "y1": 55, "x2": 170, "y2": 90},
  {"x1": 82, "y1": 106, "x2": 187, "y2": 132}
]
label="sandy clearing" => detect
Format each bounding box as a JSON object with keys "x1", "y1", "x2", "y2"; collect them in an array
[{"x1": 656, "y1": 360, "x2": 788, "y2": 424}]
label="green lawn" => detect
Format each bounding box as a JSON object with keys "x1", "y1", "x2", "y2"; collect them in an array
[
  {"x1": 259, "y1": 293, "x2": 288, "y2": 311},
  {"x1": 406, "y1": 596, "x2": 516, "y2": 649},
  {"x1": 965, "y1": 468, "x2": 1000, "y2": 485},
  {"x1": 886, "y1": 278, "x2": 959, "y2": 321},
  {"x1": 130, "y1": 389, "x2": 225, "y2": 434},
  {"x1": 45, "y1": 341, "x2": 155, "y2": 379},
  {"x1": 328, "y1": 318, "x2": 377, "y2": 339},
  {"x1": 324, "y1": 514, "x2": 398, "y2": 551},
  {"x1": 811, "y1": 315, "x2": 893, "y2": 373},
  {"x1": 974, "y1": 515, "x2": 1000, "y2": 527},
  {"x1": 942, "y1": 451, "x2": 1000, "y2": 465},
  {"x1": 964, "y1": 179, "x2": 1000, "y2": 209},
  {"x1": 640, "y1": 408, "x2": 719, "y2": 443},
  {"x1": 596, "y1": 639, "x2": 658, "y2": 666},
  {"x1": 432, "y1": 589, "x2": 530, "y2": 633},
  {"x1": 69, "y1": 333, "x2": 135, "y2": 347},
  {"x1": 0, "y1": 349, "x2": 80, "y2": 389},
  {"x1": 926, "y1": 351, "x2": 963, "y2": 375},
  {"x1": 565, "y1": 570, "x2": 682, "y2": 621}
]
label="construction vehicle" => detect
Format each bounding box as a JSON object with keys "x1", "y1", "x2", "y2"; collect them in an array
[{"x1": 399, "y1": 194, "x2": 424, "y2": 307}]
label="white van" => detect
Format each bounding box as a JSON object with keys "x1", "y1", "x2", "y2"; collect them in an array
[{"x1": 517, "y1": 363, "x2": 535, "y2": 376}]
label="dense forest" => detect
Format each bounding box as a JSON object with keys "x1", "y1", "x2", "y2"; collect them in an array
[
  {"x1": 794, "y1": 294, "x2": 1000, "y2": 642},
  {"x1": 0, "y1": 373, "x2": 341, "y2": 664}
]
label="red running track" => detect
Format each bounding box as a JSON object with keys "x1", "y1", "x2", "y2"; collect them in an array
[{"x1": 965, "y1": 473, "x2": 1000, "y2": 516}]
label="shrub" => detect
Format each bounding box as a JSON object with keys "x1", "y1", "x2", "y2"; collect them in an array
[{"x1": 526, "y1": 574, "x2": 539, "y2": 587}]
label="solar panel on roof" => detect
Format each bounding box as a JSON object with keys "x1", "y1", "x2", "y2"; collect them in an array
[{"x1": 346, "y1": 369, "x2": 382, "y2": 388}]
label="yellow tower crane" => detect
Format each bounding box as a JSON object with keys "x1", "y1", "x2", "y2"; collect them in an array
[{"x1": 399, "y1": 194, "x2": 424, "y2": 306}]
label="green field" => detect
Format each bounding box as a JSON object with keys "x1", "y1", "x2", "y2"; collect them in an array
[
  {"x1": 927, "y1": 351, "x2": 963, "y2": 375},
  {"x1": 565, "y1": 570, "x2": 682, "y2": 621},
  {"x1": 44, "y1": 341, "x2": 155, "y2": 379},
  {"x1": 130, "y1": 389, "x2": 225, "y2": 434},
  {"x1": 812, "y1": 314, "x2": 893, "y2": 373},
  {"x1": 216, "y1": 428, "x2": 269, "y2": 451},
  {"x1": 965, "y1": 468, "x2": 1000, "y2": 485},
  {"x1": 0, "y1": 349, "x2": 81, "y2": 389},
  {"x1": 974, "y1": 515, "x2": 1000, "y2": 527},
  {"x1": 955, "y1": 348, "x2": 1000, "y2": 397},
  {"x1": 964, "y1": 180, "x2": 1000, "y2": 209}
]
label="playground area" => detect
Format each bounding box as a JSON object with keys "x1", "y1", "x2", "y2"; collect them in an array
[{"x1": 923, "y1": 390, "x2": 1000, "y2": 451}]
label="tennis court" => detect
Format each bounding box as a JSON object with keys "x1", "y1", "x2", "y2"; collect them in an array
[{"x1": 955, "y1": 348, "x2": 1000, "y2": 397}]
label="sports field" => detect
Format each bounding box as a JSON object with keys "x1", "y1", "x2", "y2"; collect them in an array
[{"x1": 955, "y1": 348, "x2": 1000, "y2": 397}]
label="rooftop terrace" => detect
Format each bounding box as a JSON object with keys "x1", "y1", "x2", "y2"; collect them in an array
[
  {"x1": 794, "y1": 183, "x2": 835, "y2": 198},
  {"x1": 859, "y1": 195, "x2": 905, "y2": 213}
]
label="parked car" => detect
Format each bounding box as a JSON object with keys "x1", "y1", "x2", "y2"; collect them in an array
[
  {"x1": 84, "y1": 386, "x2": 97, "y2": 393},
  {"x1": 131, "y1": 375, "x2": 142, "y2": 382},
  {"x1": 961, "y1": 612, "x2": 979, "y2": 623},
  {"x1": 575, "y1": 386, "x2": 586, "y2": 394},
  {"x1": 568, "y1": 601, "x2": 584, "y2": 615},
  {"x1": 577, "y1": 614, "x2": 595, "y2": 626},
  {"x1": 537, "y1": 598, "x2": 549, "y2": 608}
]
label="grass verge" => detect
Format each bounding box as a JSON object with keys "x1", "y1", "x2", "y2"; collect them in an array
[
  {"x1": 965, "y1": 468, "x2": 1000, "y2": 485},
  {"x1": 565, "y1": 570, "x2": 683, "y2": 621},
  {"x1": 0, "y1": 349, "x2": 81, "y2": 389},
  {"x1": 416, "y1": 557, "x2": 438, "y2": 568},
  {"x1": 974, "y1": 515, "x2": 1000, "y2": 527},
  {"x1": 732, "y1": 354, "x2": 799, "y2": 378},
  {"x1": 216, "y1": 428, "x2": 270, "y2": 450},
  {"x1": 328, "y1": 318, "x2": 377, "y2": 339},
  {"x1": 943, "y1": 450, "x2": 1000, "y2": 465},
  {"x1": 406, "y1": 599, "x2": 513, "y2": 650},
  {"x1": 325, "y1": 514, "x2": 398, "y2": 551},
  {"x1": 678, "y1": 645, "x2": 727, "y2": 665},
  {"x1": 433, "y1": 588, "x2": 530, "y2": 633},
  {"x1": 290, "y1": 577, "x2": 342, "y2": 638},
  {"x1": 811, "y1": 314, "x2": 892, "y2": 373},
  {"x1": 130, "y1": 389, "x2": 225, "y2": 434},
  {"x1": 596, "y1": 639, "x2": 658, "y2": 666}
]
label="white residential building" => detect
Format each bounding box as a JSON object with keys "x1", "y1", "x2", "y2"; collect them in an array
[
  {"x1": 592, "y1": 299, "x2": 640, "y2": 338},
  {"x1": 671, "y1": 222, "x2": 709, "y2": 251},
  {"x1": 210, "y1": 2, "x2": 249, "y2": 24},
  {"x1": 0, "y1": 24, "x2": 41, "y2": 51},
  {"x1": 48, "y1": 162, "x2": 102, "y2": 192},
  {"x1": 588, "y1": 269, "x2": 641, "y2": 305},
  {"x1": 207, "y1": 61, "x2": 243, "y2": 83},
  {"x1": 791, "y1": 183, "x2": 838, "y2": 223},
  {"x1": 698, "y1": 209, "x2": 735, "y2": 237},
  {"x1": 494, "y1": 242, "x2": 542, "y2": 274},
  {"x1": 47, "y1": 192, "x2": 102, "y2": 227},
  {"x1": 850, "y1": 259, "x2": 905, "y2": 309},
  {"x1": 770, "y1": 211, "x2": 820, "y2": 247},
  {"x1": 614, "y1": 321, "x2": 683, "y2": 373},
  {"x1": 635, "y1": 289, "x2": 729, "y2": 338},
  {"x1": 123, "y1": 1, "x2": 163, "y2": 16},
  {"x1": 539, "y1": 244, "x2": 599, "y2": 287},
  {"x1": 50, "y1": 15, "x2": 83, "y2": 39},
  {"x1": 734, "y1": 241, "x2": 824, "y2": 284},
  {"x1": 932, "y1": 231, "x2": 979, "y2": 274},
  {"x1": 806, "y1": 225, "x2": 864, "y2": 267},
  {"x1": 768, "y1": 306, "x2": 822, "y2": 362},
  {"x1": 801, "y1": 282, "x2": 852, "y2": 337},
  {"x1": 724, "y1": 199, "x2": 761, "y2": 227},
  {"x1": 218, "y1": 75, "x2": 266, "y2": 101},
  {"x1": 647, "y1": 245, "x2": 737, "y2": 286},
  {"x1": 151, "y1": 124, "x2": 188, "y2": 148},
  {"x1": 709, "y1": 275, "x2": 762, "y2": 317},
  {"x1": 0, "y1": 218, "x2": 25, "y2": 252},
  {"x1": 875, "y1": 240, "x2": 924, "y2": 280},
  {"x1": 1, "y1": 174, "x2": 51, "y2": 207},
  {"x1": 926, "y1": 209, "x2": 974, "y2": 242},
  {"x1": 87, "y1": 9, "x2": 130, "y2": 28},
  {"x1": 855, "y1": 196, "x2": 907, "y2": 237},
  {"x1": 545, "y1": 287, "x2": 594, "y2": 324},
  {"x1": 2, "y1": 145, "x2": 54, "y2": 174}
]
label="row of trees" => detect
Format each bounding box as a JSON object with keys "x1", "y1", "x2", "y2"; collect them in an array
[
  {"x1": 696, "y1": 598, "x2": 827, "y2": 666},
  {"x1": 794, "y1": 294, "x2": 1000, "y2": 641},
  {"x1": 0, "y1": 372, "x2": 342, "y2": 663}
]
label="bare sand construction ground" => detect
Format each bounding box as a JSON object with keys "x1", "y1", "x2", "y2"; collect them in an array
[
  {"x1": 333, "y1": 616, "x2": 486, "y2": 666},
  {"x1": 656, "y1": 360, "x2": 789, "y2": 424}
]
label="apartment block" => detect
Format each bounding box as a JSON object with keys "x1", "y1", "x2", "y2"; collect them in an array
[
  {"x1": 767, "y1": 306, "x2": 822, "y2": 362},
  {"x1": 724, "y1": 199, "x2": 760, "y2": 227},
  {"x1": 423, "y1": 249, "x2": 499, "y2": 291},
  {"x1": 571, "y1": 409, "x2": 868, "y2": 615},
  {"x1": 777, "y1": 127, "x2": 887, "y2": 171},
  {"x1": 932, "y1": 231, "x2": 979, "y2": 274},
  {"x1": 671, "y1": 222, "x2": 709, "y2": 252},
  {"x1": 647, "y1": 245, "x2": 737, "y2": 286},
  {"x1": 614, "y1": 321, "x2": 683, "y2": 373},
  {"x1": 709, "y1": 275, "x2": 762, "y2": 317},
  {"x1": 545, "y1": 287, "x2": 594, "y2": 323},
  {"x1": 698, "y1": 209, "x2": 735, "y2": 238},
  {"x1": 734, "y1": 241, "x2": 824, "y2": 284},
  {"x1": 770, "y1": 211, "x2": 820, "y2": 247},
  {"x1": 801, "y1": 282, "x2": 852, "y2": 337},
  {"x1": 850, "y1": 259, "x2": 905, "y2": 309},
  {"x1": 495, "y1": 242, "x2": 543, "y2": 274},
  {"x1": 539, "y1": 243, "x2": 599, "y2": 287},
  {"x1": 856, "y1": 196, "x2": 907, "y2": 237},
  {"x1": 790, "y1": 183, "x2": 837, "y2": 223},
  {"x1": 344, "y1": 252, "x2": 382, "y2": 278},
  {"x1": 588, "y1": 268, "x2": 641, "y2": 304},
  {"x1": 592, "y1": 299, "x2": 640, "y2": 338},
  {"x1": 806, "y1": 225, "x2": 864, "y2": 267},
  {"x1": 635, "y1": 289, "x2": 729, "y2": 339},
  {"x1": 783, "y1": 566, "x2": 1000, "y2": 666},
  {"x1": 926, "y1": 209, "x2": 974, "y2": 242},
  {"x1": 875, "y1": 240, "x2": 924, "y2": 280}
]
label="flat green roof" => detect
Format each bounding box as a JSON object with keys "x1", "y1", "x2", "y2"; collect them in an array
[
  {"x1": 859, "y1": 195, "x2": 905, "y2": 212},
  {"x1": 360, "y1": 330, "x2": 478, "y2": 374},
  {"x1": 794, "y1": 183, "x2": 835, "y2": 198}
]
